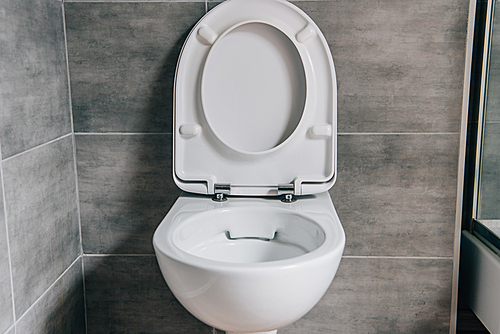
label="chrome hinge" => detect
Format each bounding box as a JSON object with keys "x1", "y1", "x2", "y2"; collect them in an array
[
  {"x1": 278, "y1": 184, "x2": 297, "y2": 203},
  {"x1": 213, "y1": 183, "x2": 230, "y2": 202}
]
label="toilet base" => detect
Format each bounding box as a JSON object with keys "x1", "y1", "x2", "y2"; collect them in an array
[{"x1": 225, "y1": 331, "x2": 277, "y2": 334}]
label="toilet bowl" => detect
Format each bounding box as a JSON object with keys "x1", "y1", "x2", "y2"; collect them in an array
[
  {"x1": 153, "y1": 193, "x2": 344, "y2": 333},
  {"x1": 153, "y1": 0, "x2": 344, "y2": 332}
]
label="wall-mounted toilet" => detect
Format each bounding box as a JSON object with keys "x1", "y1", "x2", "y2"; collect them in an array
[{"x1": 153, "y1": 0, "x2": 345, "y2": 333}]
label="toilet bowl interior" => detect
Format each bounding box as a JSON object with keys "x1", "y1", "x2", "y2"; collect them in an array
[{"x1": 171, "y1": 207, "x2": 325, "y2": 264}]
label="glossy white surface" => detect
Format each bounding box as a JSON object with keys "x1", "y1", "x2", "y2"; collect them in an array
[
  {"x1": 173, "y1": 207, "x2": 324, "y2": 263},
  {"x1": 296, "y1": 24, "x2": 317, "y2": 43},
  {"x1": 157, "y1": 0, "x2": 343, "y2": 332},
  {"x1": 202, "y1": 22, "x2": 306, "y2": 153},
  {"x1": 197, "y1": 25, "x2": 218, "y2": 44},
  {"x1": 227, "y1": 331, "x2": 277, "y2": 334},
  {"x1": 153, "y1": 192, "x2": 345, "y2": 333},
  {"x1": 173, "y1": 0, "x2": 337, "y2": 196},
  {"x1": 461, "y1": 231, "x2": 500, "y2": 334}
]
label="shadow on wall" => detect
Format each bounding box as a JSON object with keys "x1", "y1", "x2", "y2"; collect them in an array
[
  {"x1": 24, "y1": 263, "x2": 86, "y2": 334},
  {"x1": 78, "y1": 27, "x2": 215, "y2": 333}
]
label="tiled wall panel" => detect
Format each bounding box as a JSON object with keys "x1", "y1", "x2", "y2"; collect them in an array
[
  {"x1": 282, "y1": 258, "x2": 453, "y2": 334},
  {"x1": 84, "y1": 255, "x2": 212, "y2": 334},
  {"x1": 2, "y1": 137, "x2": 80, "y2": 318},
  {"x1": 65, "y1": 2, "x2": 206, "y2": 133},
  {"x1": 478, "y1": 2, "x2": 500, "y2": 219},
  {"x1": 16, "y1": 259, "x2": 85, "y2": 334},
  {"x1": 0, "y1": 0, "x2": 71, "y2": 159},
  {"x1": 0, "y1": 169, "x2": 13, "y2": 334},
  {"x1": 294, "y1": 0, "x2": 468, "y2": 133},
  {"x1": 331, "y1": 134, "x2": 459, "y2": 257},
  {"x1": 485, "y1": 2, "x2": 500, "y2": 122},
  {"x1": 76, "y1": 134, "x2": 178, "y2": 254},
  {"x1": 0, "y1": 0, "x2": 84, "y2": 331},
  {"x1": 478, "y1": 123, "x2": 500, "y2": 218}
]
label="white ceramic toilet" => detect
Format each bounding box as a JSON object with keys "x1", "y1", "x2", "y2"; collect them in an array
[{"x1": 153, "y1": 0, "x2": 345, "y2": 333}]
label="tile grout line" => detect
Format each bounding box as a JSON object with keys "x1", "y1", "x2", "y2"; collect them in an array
[
  {"x1": 75, "y1": 132, "x2": 172, "y2": 136},
  {"x1": 83, "y1": 253, "x2": 156, "y2": 257},
  {"x1": 62, "y1": 0, "x2": 82, "y2": 263},
  {"x1": 343, "y1": 255, "x2": 453, "y2": 260},
  {"x1": 81, "y1": 254, "x2": 453, "y2": 259},
  {"x1": 3, "y1": 325, "x2": 15, "y2": 334},
  {"x1": 61, "y1": 2, "x2": 88, "y2": 333},
  {"x1": 15, "y1": 256, "x2": 83, "y2": 325},
  {"x1": 338, "y1": 132, "x2": 460, "y2": 136},
  {"x1": 2, "y1": 133, "x2": 73, "y2": 163},
  {"x1": 80, "y1": 258, "x2": 88, "y2": 334},
  {"x1": 71, "y1": 132, "x2": 460, "y2": 136},
  {"x1": 0, "y1": 143, "x2": 17, "y2": 333},
  {"x1": 64, "y1": 0, "x2": 207, "y2": 2}
]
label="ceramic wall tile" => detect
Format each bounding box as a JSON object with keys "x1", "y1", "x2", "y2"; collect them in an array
[
  {"x1": 0, "y1": 0, "x2": 71, "y2": 159},
  {"x1": 76, "y1": 134, "x2": 178, "y2": 254},
  {"x1": 477, "y1": 122, "x2": 500, "y2": 219},
  {"x1": 65, "y1": 2, "x2": 206, "y2": 133},
  {"x1": 67, "y1": 0, "x2": 205, "y2": 2},
  {"x1": 3, "y1": 327, "x2": 14, "y2": 334},
  {"x1": 485, "y1": 0, "x2": 500, "y2": 122},
  {"x1": 2, "y1": 137, "x2": 80, "y2": 317},
  {"x1": 16, "y1": 259, "x2": 85, "y2": 334},
  {"x1": 281, "y1": 257, "x2": 453, "y2": 334},
  {"x1": 330, "y1": 134, "x2": 459, "y2": 257},
  {"x1": 84, "y1": 255, "x2": 212, "y2": 334},
  {"x1": 293, "y1": 0, "x2": 468, "y2": 133},
  {"x1": 0, "y1": 169, "x2": 13, "y2": 333}
]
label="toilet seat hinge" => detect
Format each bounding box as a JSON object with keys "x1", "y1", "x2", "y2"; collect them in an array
[
  {"x1": 213, "y1": 183, "x2": 230, "y2": 202},
  {"x1": 278, "y1": 184, "x2": 297, "y2": 203}
]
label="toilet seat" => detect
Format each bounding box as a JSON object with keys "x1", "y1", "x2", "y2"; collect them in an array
[{"x1": 174, "y1": 0, "x2": 337, "y2": 196}]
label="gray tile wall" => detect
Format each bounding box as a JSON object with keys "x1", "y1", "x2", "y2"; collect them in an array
[
  {"x1": 281, "y1": 258, "x2": 453, "y2": 333},
  {"x1": 75, "y1": 134, "x2": 177, "y2": 255},
  {"x1": 479, "y1": 0, "x2": 500, "y2": 220},
  {"x1": 66, "y1": 3, "x2": 209, "y2": 331},
  {"x1": 478, "y1": 122, "x2": 500, "y2": 219},
  {"x1": 84, "y1": 256, "x2": 211, "y2": 333},
  {"x1": 0, "y1": 170, "x2": 13, "y2": 334},
  {"x1": 15, "y1": 259, "x2": 85, "y2": 334},
  {"x1": 66, "y1": 2, "x2": 206, "y2": 133},
  {"x1": 64, "y1": 0, "x2": 468, "y2": 333},
  {"x1": 0, "y1": 0, "x2": 85, "y2": 332},
  {"x1": 0, "y1": 0, "x2": 72, "y2": 159},
  {"x1": 2, "y1": 136, "x2": 80, "y2": 317}
]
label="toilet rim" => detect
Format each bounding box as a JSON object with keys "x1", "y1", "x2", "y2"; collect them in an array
[
  {"x1": 153, "y1": 206, "x2": 345, "y2": 272},
  {"x1": 200, "y1": 19, "x2": 309, "y2": 156}
]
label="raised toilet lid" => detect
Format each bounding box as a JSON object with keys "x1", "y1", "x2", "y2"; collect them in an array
[{"x1": 174, "y1": 0, "x2": 337, "y2": 196}]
